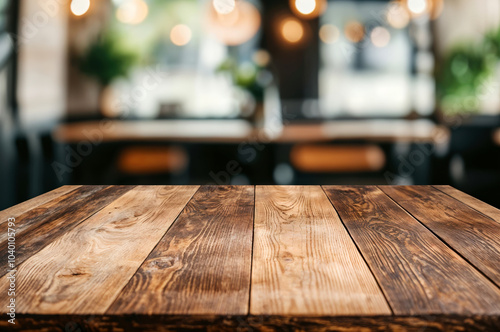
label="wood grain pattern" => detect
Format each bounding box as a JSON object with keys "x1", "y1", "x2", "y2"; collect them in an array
[
  {"x1": 434, "y1": 185, "x2": 500, "y2": 223},
  {"x1": 323, "y1": 185, "x2": 500, "y2": 315},
  {"x1": 0, "y1": 185, "x2": 84, "y2": 245},
  {"x1": 0, "y1": 185, "x2": 80, "y2": 222},
  {"x1": 2, "y1": 184, "x2": 500, "y2": 331},
  {"x1": 380, "y1": 185, "x2": 500, "y2": 288},
  {"x1": 251, "y1": 186, "x2": 391, "y2": 316},
  {"x1": 2, "y1": 315, "x2": 499, "y2": 332},
  {"x1": 0, "y1": 185, "x2": 133, "y2": 276},
  {"x1": 108, "y1": 186, "x2": 254, "y2": 315},
  {"x1": 0, "y1": 186, "x2": 199, "y2": 314}
]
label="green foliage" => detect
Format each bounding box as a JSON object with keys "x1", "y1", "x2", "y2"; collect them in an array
[
  {"x1": 217, "y1": 58, "x2": 269, "y2": 102},
  {"x1": 437, "y1": 26, "x2": 500, "y2": 115},
  {"x1": 79, "y1": 32, "x2": 138, "y2": 86}
]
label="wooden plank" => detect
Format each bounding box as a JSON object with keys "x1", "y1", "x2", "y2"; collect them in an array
[
  {"x1": 251, "y1": 186, "x2": 391, "y2": 316},
  {"x1": 2, "y1": 314, "x2": 500, "y2": 331},
  {"x1": 0, "y1": 186, "x2": 199, "y2": 314},
  {"x1": 0, "y1": 185, "x2": 133, "y2": 274},
  {"x1": 108, "y1": 186, "x2": 254, "y2": 315},
  {"x1": 323, "y1": 185, "x2": 500, "y2": 315},
  {"x1": 0, "y1": 185, "x2": 80, "y2": 221},
  {"x1": 0, "y1": 186, "x2": 102, "y2": 246},
  {"x1": 380, "y1": 185, "x2": 500, "y2": 288},
  {"x1": 434, "y1": 185, "x2": 500, "y2": 223}
]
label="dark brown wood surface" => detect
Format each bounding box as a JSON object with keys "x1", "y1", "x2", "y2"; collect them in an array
[
  {"x1": 434, "y1": 185, "x2": 500, "y2": 223},
  {"x1": 380, "y1": 185, "x2": 500, "y2": 288},
  {"x1": 323, "y1": 186, "x2": 500, "y2": 316},
  {"x1": 108, "y1": 186, "x2": 254, "y2": 315},
  {"x1": 251, "y1": 186, "x2": 390, "y2": 316},
  {"x1": 0, "y1": 185, "x2": 133, "y2": 275},
  {"x1": 1, "y1": 185, "x2": 499, "y2": 331},
  {"x1": 0, "y1": 186, "x2": 198, "y2": 314}
]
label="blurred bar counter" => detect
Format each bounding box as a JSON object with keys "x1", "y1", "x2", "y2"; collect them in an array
[
  {"x1": 53, "y1": 119, "x2": 449, "y2": 144},
  {"x1": 48, "y1": 119, "x2": 450, "y2": 191}
]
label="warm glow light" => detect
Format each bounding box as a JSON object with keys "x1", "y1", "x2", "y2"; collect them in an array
[
  {"x1": 116, "y1": 0, "x2": 149, "y2": 25},
  {"x1": 170, "y1": 24, "x2": 192, "y2": 46},
  {"x1": 253, "y1": 50, "x2": 271, "y2": 67},
  {"x1": 205, "y1": 0, "x2": 261, "y2": 46},
  {"x1": 386, "y1": 2, "x2": 410, "y2": 29},
  {"x1": 281, "y1": 18, "x2": 304, "y2": 44},
  {"x1": 319, "y1": 24, "x2": 340, "y2": 44},
  {"x1": 407, "y1": 0, "x2": 427, "y2": 15},
  {"x1": 371, "y1": 27, "x2": 391, "y2": 48},
  {"x1": 344, "y1": 21, "x2": 364, "y2": 43},
  {"x1": 295, "y1": 0, "x2": 316, "y2": 15},
  {"x1": 213, "y1": 0, "x2": 236, "y2": 15},
  {"x1": 71, "y1": 0, "x2": 90, "y2": 16},
  {"x1": 289, "y1": 0, "x2": 327, "y2": 19}
]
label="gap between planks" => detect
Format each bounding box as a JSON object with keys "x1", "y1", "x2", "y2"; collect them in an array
[
  {"x1": 0, "y1": 186, "x2": 199, "y2": 315},
  {"x1": 378, "y1": 185, "x2": 500, "y2": 291}
]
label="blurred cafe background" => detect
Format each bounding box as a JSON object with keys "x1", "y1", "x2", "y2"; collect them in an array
[{"x1": 1, "y1": 0, "x2": 500, "y2": 209}]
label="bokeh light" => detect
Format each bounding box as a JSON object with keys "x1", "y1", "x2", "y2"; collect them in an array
[
  {"x1": 386, "y1": 2, "x2": 410, "y2": 29},
  {"x1": 253, "y1": 50, "x2": 271, "y2": 67},
  {"x1": 213, "y1": 0, "x2": 236, "y2": 15},
  {"x1": 344, "y1": 21, "x2": 365, "y2": 43},
  {"x1": 70, "y1": 0, "x2": 90, "y2": 16},
  {"x1": 319, "y1": 24, "x2": 340, "y2": 44},
  {"x1": 371, "y1": 27, "x2": 391, "y2": 48},
  {"x1": 170, "y1": 24, "x2": 192, "y2": 46},
  {"x1": 205, "y1": 0, "x2": 261, "y2": 46},
  {"x1": 116, "y1": 0, "x2": 149, "y2": 25},
  {"x1": 295, "y1": 0, "x2": 316, "y2": 15},
  {"x1": 289, "y1": 0, "x2": 327, "y2": 19},
  {"x1": 281, "y1": 18, "x2": 304, "y2": 44},
  {"x1": 406, "y1": 0, "x2": 427, "y2": 15}
]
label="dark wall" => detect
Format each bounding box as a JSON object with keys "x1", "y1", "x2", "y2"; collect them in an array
[{"x1": 260, "y1": 1, "x2": 319, "y2": 100}]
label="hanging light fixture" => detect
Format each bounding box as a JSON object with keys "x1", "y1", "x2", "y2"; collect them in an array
[
  {"x1": 289, "y1": 0, "x2": 327, "y2": 20},
  {"x1": 205, "y1": 0, "x2": 261, "y2": 46},
  {"x1": 213, "y1": 0, "x2": 236, "y2": 15},
  {"x1": 70, "y1": 0, "x2": 90, "y2": 16},
  {"x1": 404, "y1": 0, "x2": 445, "y2": 20}
]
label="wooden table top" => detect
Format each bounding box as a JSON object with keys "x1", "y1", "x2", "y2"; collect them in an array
[
  {"x1": 52, "y1": 119, "x2": 449, "y2": 144},
  {"x1": 1, "y1": 185, "x2": 500, "y2": 331}
]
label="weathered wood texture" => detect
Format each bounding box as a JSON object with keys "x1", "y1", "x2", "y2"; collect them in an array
[
  {"x1": 323, "y1": 185, "x2": 500, "y2": 315},
  {"x1": 0, "y1": 186, "x2": 198, "y2": 314},
  {"x1": 380, "y1": 185, "x2": 500, "y2": 288},
  {"x1": 1, "y1": 315, "x2": 499, "y2": 332},
  {"x1": 1, "y1": 185, "x2": 500, "y2": 331},
  {"x1": 0, "y1": 185, "x2": 134, "y2": 275},
  {"x1": 251, "y1": 186, "x2": 390, "y2": 316},
  {"x1": 108, "y1": 186, "x2": 254, "y2": 315},
  {"x1": 434, "y1": 185, "x2": 500, "y2": 223},
  {"x1": 0, "y1": 185, "x2": 83, "y2": 244},
  {"x1": 0, "y1": 185, "x2": 80, "y2": 222}
]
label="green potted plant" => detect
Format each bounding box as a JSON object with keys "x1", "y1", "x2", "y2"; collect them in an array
[
  {"x1": 78, "y1": 32, "x2": 137, "y2": 117},
  {"x1": 437, "y1": 26, "x2": 500, "y2": 121}
]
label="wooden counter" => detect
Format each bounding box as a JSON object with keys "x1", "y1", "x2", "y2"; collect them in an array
[
  {"x1": 1, "y1": 185, "x2": 499, "y2": 331},
  {"x1": 52, "y1": 119, "x2": 449, "y2": 144}
]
